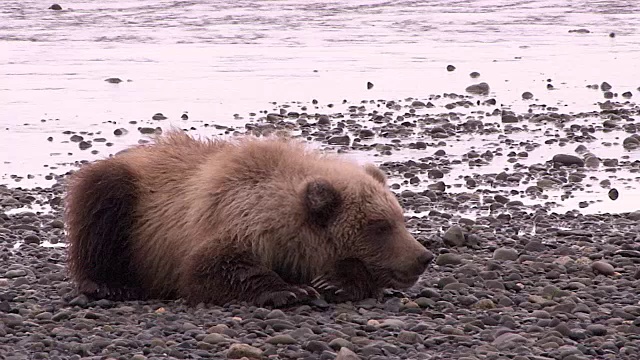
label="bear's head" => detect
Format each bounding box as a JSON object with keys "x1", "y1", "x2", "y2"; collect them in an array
[{"x1": 303, "y1": 162, "x2": 434, "y2": 295}]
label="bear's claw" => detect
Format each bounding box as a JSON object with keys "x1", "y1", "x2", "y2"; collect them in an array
[{"x1": 255, "y1": 285, "x2": 319, "y2": 308}]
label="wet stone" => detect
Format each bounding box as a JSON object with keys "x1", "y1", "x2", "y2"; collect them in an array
[
  {"x1": 552, "y1": 154, "x2": 584, "y2": 167},
  {"x1": 466, "y1": 82, "x2": 490, "y2": 95},
  {"x1": 502, "y1": 115, "x2": 519, "y2": 123},
  {"x1": 522, "y1": 91, "x2": 534, "y2": 100},
  {"x1": 327, "y1": 135, "x2": 350, "y2": 146}
]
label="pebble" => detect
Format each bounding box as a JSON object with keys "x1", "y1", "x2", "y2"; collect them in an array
[
  {"x1": 442, "y1": 225, "x2": 466, "y2": 247},
  {"x1": 586, "y1": 324, "x2": 608, "y2": 336},
  {"x1": 266, "y1": 334, "x2": 297, "y2": 345},
  {"x1": 493, "y1": 247, "x2": 519, "y2": 261},
  {"x1": 203, "y1": 333, "x2": 232, "y2": 344},
  {"x1": 492, "y1": 332, "x2": 530, "y2": 350},
  {"x1": 591, "y1": 260, "x2": 615, "y2": 276},
  {"x1": 328, "y1": 135, "x2": 350, "y2": 146},
  {"x1": 552, "y1": 154, "x2": 585, "y2": 167},
  {"x1": 336, "y1": 347, "x2": 360, "y2": 360},
  {"x1": 23, "y1": 234, "x2": 41, "y2": 245},
  {"x1": 226, "y1": 343, "x2": 263, "y2": 359},
  {"x1": 4, "y1": 269, "x2": 27, "y2": 278},
  {"x1": 3, "y1": 94, "x2": 640, "y2": 360},
  {"x1": 522, "y1": 91, "x2": 534, "y2": 100},
  {"x1": 397, "y1": 330, "x2": 421, "y2": 344},
  {"x1": 436, "y1": 253, "x2": 463, "y2": 266},
  {"x1": 465, "y1": 82, "x2": 490, "y2": 95},
  {"x1": 329, "y1": 338, "x2": 355, "y2": 351}
]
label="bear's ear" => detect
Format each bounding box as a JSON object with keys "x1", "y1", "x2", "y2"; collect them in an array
[
  {"x1": 304, "y1": 179, "x2": 342, "y2": 227},
  {"x1": 363, "y1": 164, "x2": 387, "y2": 185}
]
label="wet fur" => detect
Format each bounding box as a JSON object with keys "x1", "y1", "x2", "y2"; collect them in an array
[{"x1": 64, "y1": 130, "x2": 431, "y2": 306}]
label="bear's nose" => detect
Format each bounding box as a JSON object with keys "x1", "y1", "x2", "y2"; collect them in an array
[{"x1": 417, "y1": 250, "x2": 434, "y2": 268}]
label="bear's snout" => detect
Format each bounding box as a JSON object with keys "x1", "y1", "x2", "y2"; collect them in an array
[
  {"x1": 417, "y1": 250, "x2": 434, "y2": 268},
  {"x1": 412, "y1": 249, "x2": 434, "y2": 275}
]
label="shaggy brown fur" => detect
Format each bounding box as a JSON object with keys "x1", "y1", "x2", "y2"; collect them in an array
[{"x1": 65, "y1": 130, "x2": 433, "y2": 307}]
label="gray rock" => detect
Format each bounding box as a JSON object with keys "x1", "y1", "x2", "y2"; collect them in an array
[
  {"x1": 329, "y1": 338, "x2": 355, "y2": 351},
  {"x1": 522, "y1": 91, "x2": 534, "y2": 100},
  {"x1": 622, "y1": 136, "x2": 640, "y2": 149},
  {"x1": 442, "y1": 225, "x2": 466, "y2": 247},
  {"x1": 266, "y1": 309, "x2": 286, "y2": 319},
  {"x1": 50, "y1": 219, "x2": 65, "y2": 228},
  {"x1": 502, "y1": 115, "x2": 519, "y2": 123},
  {"x1": 378, "y1": 318, "x2": 406, "y2": 330},
  {"x1": 436, "y1": 253, "x2": 463, "y2": 266},
  {"x1": 203, "y1": 333, "x2": 231, "y2": 344},
  {"x1": 524, "y1": 241, "x2": 547, "y2": 252},
  {"x1": 226, "y1": 343, "x2": 263, "y2": 359},
  {"x1": 552, "y1": 154, "x2": 584, "y2": 167},
  {"x1": 493, "y1": 247, "x2": 519, "y2": 261},
  {"x1": 492, "y1": 332, "x2": 529, "y2": 350},
  {"x1": 397, "y1": 330, "x2": 421, "y2": 344},
  {"x1": 591, "y1": 260, "x2": 615, "y2": 276},
  {"x1": 305, "y1": 340, "x2": 332, "y2": 353},
  {"x1": 68, "y1": 294, "x2": 89, "y2": 307},
  {"x1": 465, "y1": 82, "x2": 490, "y2": 95},
  {"x1": 23, "y1": 234, "x2": 41, "y2": 245},
  {"x1": 266, "y1": 334, "x2": 297, "y2": 345},
  {"x1": 5, "y1": 269, "x2": 27, "y2": 278},
  {"x1": 327, "y1": 135, "x2": 350, "y2": 146},
  {"x1": 336, "y1": 347, "x2": 360, "y2": 360},
  {"x1": 2, "y1": 314, "x2": 24, "y2": 327},
  {"x1": 586, "y1": 324, "x2": 607, "y2": 336}
]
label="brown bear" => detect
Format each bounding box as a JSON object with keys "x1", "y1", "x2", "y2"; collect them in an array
[{"x1": 64, "y1": 130, "x2": 433, "y2": 307}]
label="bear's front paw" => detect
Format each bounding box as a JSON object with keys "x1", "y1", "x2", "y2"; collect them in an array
[
  {"x1": 255, "y1": 285, "x2": 319, "y2": 308},
  {"x1": 78, "y1": 280, "x2": 147, "y2": 301},
  {"x1": 311, "y1": 274, "x2": 380, "y2": 303}
]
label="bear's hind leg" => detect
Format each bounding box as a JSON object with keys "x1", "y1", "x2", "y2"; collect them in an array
[
  {"x1": 65, "y1": 160, "x2": 146, "y2": 301},
  {"x1": 181, "y1": 246, "x2": 319, "y2": 307}
]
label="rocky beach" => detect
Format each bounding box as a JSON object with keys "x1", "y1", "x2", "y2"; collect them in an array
[
  {"x1": 2, "y1": 86, "x2": 640, "y2": 359},
  {"x1": 3, "y1": 0, "x2": 640, "y2": 359}
]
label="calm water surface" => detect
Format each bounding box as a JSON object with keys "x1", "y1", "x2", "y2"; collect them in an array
[{"x1": 1, "y1": 0, "x2": 640, "y2": 214}]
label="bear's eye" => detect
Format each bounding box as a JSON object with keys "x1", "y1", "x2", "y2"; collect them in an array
[{"x1": 365, "y1": 219, "x2": 394, "y2": 235}]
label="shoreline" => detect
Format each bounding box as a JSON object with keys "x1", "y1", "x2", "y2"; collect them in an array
[{"x1": 2, "y1": 104, "x2": 640, "y2": 358}]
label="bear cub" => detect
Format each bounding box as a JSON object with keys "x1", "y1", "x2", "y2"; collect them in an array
[{"x1": 64, "y1": 130, "x2": 433, "y2": 307}]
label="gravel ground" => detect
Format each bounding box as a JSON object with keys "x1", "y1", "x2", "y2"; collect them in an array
[{"x1": 2, "y1": 87, "x2": 640, "y2": 359}]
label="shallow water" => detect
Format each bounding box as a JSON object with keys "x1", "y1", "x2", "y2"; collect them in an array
[{"x1": 2, "y1": 0, "x2": 640, "y2": 215}]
